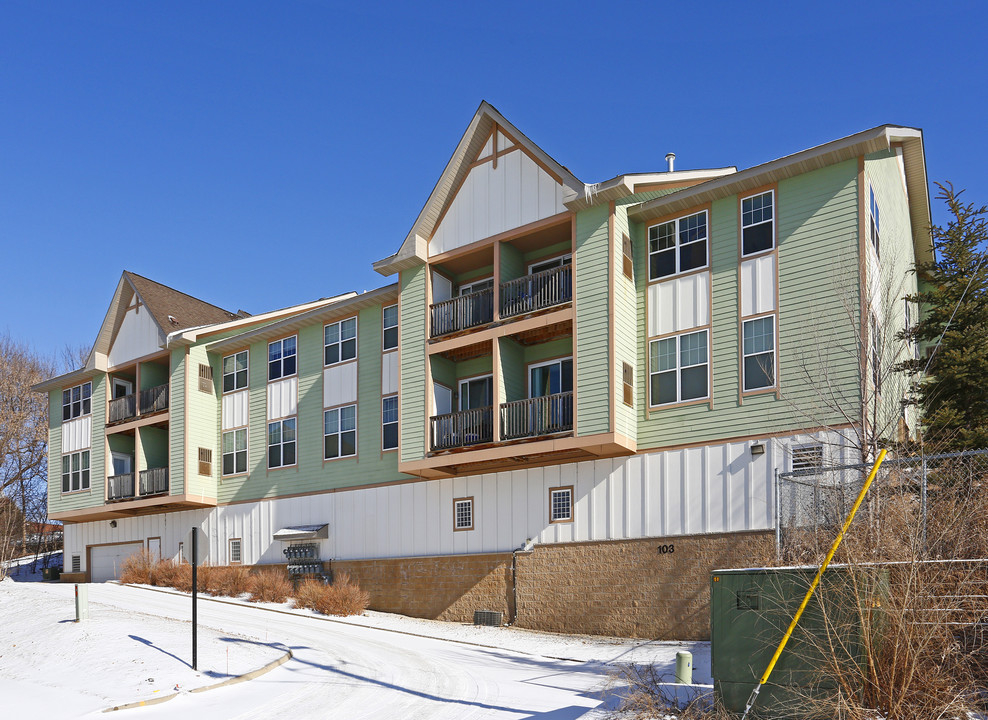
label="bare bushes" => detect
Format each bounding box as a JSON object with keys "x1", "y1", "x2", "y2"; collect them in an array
[
  {"x1": 247, "y1": 567, "x2": 292, "y2": 604},
  {"x1": 292, "y1": 572, "x2": 369, "y2": 617}
]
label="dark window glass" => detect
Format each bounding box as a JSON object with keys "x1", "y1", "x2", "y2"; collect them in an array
[{"x1": 742, "y1": 223, "x2": 773, "y2": 255}]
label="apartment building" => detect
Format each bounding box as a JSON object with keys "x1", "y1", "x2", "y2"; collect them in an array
[{"x1": 35, "y1": 103, "x2": 931, "y2": 639}]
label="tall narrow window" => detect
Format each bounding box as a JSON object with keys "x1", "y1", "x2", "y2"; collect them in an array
[
  {"x1": 453, "y1": 497, "x2": 474, "y2": 531},
  {"x1": 268, "y1": 337, "x2": 297, "y2": 381},
  {"x1": 549, "y1": 487, "x2": 573, "y2": 523},
  {"x1": 223, "y1": 351, "x2": 248, "y2": 393},
  {"x1": 622, "y1": 234, "x2": 634, "y2": 279},
  {"x1": 741, "y1": 190, "x2": 775, "y2": 256},
  {"x1": 324, "y1": 405, "x2": 356, "y2": 459},
  {"x1": 649, "y1": 331, "x2": 709, "y2": 406},
  {"x1": 222, "y1": 428, "x2": 248, "y2": 475},
  {"x1": 869, "y1": 186, "x2": 881, "y2": 256},
  {"x1": 742, "y1": 316, "x2": 776, "y2": 391},
  {"x1": 382, "y1": 305, "x2": 398, "y2": 351},
  {"x1": 622, "y1": 362, "x2": 634, "y2": 407},
  {"x1": 648, "y1": 210, "x2": 708, "y2": 280},
  {"x1": 62, "y1": 450, "x2": 90, "y2": 492},
  {"x1": 268, "y1": 418, "x2": 297, "y2": 468},
  {"x1": 871, "y1": 316, "x2": 882, "y2": 393},
  {"x1": 382, "y1": 395, "x2": 398, "y2": 450},
  {"x1": 325, "y1": 318, "x2": 357, "y2": 366},
  {"x1": 229, "y1": 538, "x2": 242, "y2": 565}
]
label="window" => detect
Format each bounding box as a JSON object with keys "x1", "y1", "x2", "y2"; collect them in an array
[
  {"x1": 622, "y1": 362, "x2": 634, "y2": 407},
  {"x1": 223, "y1": 351, "x2": 248, "y2": 393},
  {"x1": 869, "y1": 186, "x2": 881, "y2": 256},
  {"x1": 459, "y1": 375, "x2": 493, "y2": 410},
  {"x1": 382, "y1": 305, "x2": 398, "y2": 351},
  {"x1": 324, "y1": 318, "x2": 357, "y2": 366},
  {"x1": 229, "y1": 538, "x2": 242, "y2": 565},
  {"x1": 622, "y1": 235, "x2": 633, "y2": 279},
  {"x1": 268, "y1": 337, "x2": 297, "y2": 381},
  {"x1": 648, "y1": 210, "x2": 708, "y2": 280},
  {"x1": 324, "y1": 405, "x2": 356, "y2": 459},
  {"x1": 529, "y1": 359, "x2": 573, "y2": 397},
  {"x1": 454, "y1": 497, "x2": 474, "y2": 531},
  {"x1": 742, "y1": 316, "x2": 776, "y2": 391},
  {"x1": 549, "y1": 486, "x2": 573, "y2": 523},
  {"x1": 268, "y1": 418, "x2": 297, "y2": 468},
  {"x1": 61, "y1": 382, "x2": 92, "y2": 421},
  {"x1": 529, "y1": 254, "x2": 572, "y2": 275},
  {"x1": 382, "y1": 395, "x2": 398, "y2": 450},
  {"x1": 198, "y1": 364, "x2": 214, "y2": 393},
  {"x1": 222, "y1": 428, "x2": 247, "y2": 475},
  {"x1": 198, "y1": 447, "x2": 212, "y2": 476},
  {"x1": 61, "y1": 450, "x2": 90, "y2": 493},
  {"x1": 741, "y1": 190, "x2": 775, "y2": 256},
  {"x1": 649, "y1": 330, "x2": 709, "y2": 406},
  {"x1": 459, "y1": 278, "x2": 494, "y2": 296},
  {"x1": 792, "y1": 443, "x2": 823, "y2": 472},
  {"x1": 871, "y1": 316, "x2": 882, "y2": 393}
]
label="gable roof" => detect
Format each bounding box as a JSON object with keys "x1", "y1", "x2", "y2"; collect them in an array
[{"x1": 373, "y1": 101, "x2": 584, "y2": 276}]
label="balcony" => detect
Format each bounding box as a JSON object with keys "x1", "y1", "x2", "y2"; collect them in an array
[
  {"x1": 430, "y1": 289, "x2": 494, "y2": 338},
  {"x1": 430, "y1": 407, "x2": 494, "y2": 452},
  {"x1": 500, "y1": 264, "x2": 572, "y2": 320},
  {"x1": 500, "y1": 392, "x2": 574, "y2": 440},
  {"x1": 108, "y1": 383, "x2": 169, "y2": 425},
  {"x1": 107, "y1": 467, "x2": 169, "y2": 502}
]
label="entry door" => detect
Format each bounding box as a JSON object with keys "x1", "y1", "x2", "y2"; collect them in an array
[
  {"x1": 147, "y1": 537, "x2": 161, "y2": 560},
  {"x1": 112, "y1": 378, "x2": 133, "y2": 399},
  {"x1": 433, "y1": 384, "x2": 452, "y2": 416},
  {"x1": 111, "y1": 452, "x2": 132, "y2": 475}
]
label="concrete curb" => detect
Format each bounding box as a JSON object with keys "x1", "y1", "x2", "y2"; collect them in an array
[{"x1": 102, "y1": 649, "x2": 292, "y2": 712}]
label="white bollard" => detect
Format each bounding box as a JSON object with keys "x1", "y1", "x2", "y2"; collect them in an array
[
  {"x1": 675, "y1": 650, "x2": 692, "y2": 684},
  {"x1": 75, "y1": 583, "x2": 89, "y2": 622}
]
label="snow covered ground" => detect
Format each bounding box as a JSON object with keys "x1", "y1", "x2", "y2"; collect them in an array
[{"x1": 0, "y1": 562, "x2": 711, "y2": 720}]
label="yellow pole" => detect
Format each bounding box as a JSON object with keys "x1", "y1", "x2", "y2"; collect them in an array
[{"x1": 741, "y1": 448, "x2": 888, "y2": 719}]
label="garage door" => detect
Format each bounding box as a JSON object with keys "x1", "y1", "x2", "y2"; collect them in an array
[{"x1": 90, "y1": 542, "x2": 143, "y2": 583}]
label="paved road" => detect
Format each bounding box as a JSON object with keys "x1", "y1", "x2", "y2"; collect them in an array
[{"x1": 85, "y1": 584, "x2": 616, "y2": 720}]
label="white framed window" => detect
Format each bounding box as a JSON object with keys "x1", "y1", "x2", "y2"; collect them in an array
[
  {"x1": 382, "y1": 305, "x2": 398, "y2": 351},
  {"x1": 648, "y1": 210, "x2": 708, "y2": 281},
  {"x1": 324, "y1": 405, "x2": 356, "y2": 460},
  {"x1": 742, "y1": 315, "x2": 776, "y2": 391},
  {"x1": 529, "y1": 358, "x2": 573, "y2": 397},
  {"x1": 458, "y1": 375, "x2": 493, "y2": 411},
  {"x1": 61, "y1": 450, "x2": 90, "y2": 493},
  {"x1": 528, "y1": 253, "x2": 572, "y2": 275},
  {"x1": 268, "y1": 337, "x2": 297, "y2": 381},
  {"x1": 869, "y1": 186, "x2": 881, "y2": 256},
  {"x1": 459, "y1": 278, "x2": 494, "y2": 296},
  {"x1": 268, "y1": 417, "x2": 297, "y2": 468},
  {"x1": 324, "y1": 317, "x2": 357, "y2": 366},
  {"x1": 61, "y1": 381, "x2": 92, "y2": 422},
  {"x1": 549, "y1": 486, "x2": 573, "y2": 523},
  {"x1": 649, "y1": 330, "x2": 709, "y2": 406},
  {"x1": 229, "y1": 538, "x2": 242, "y2": 565},
  {"x1": 741, "y1": 190, "x2": 775, "y2": 256},
  {"x1": 792, "y1": 443, "x2": 824, "y2": 473},
  {"x1": 222, "y1": 350, "x2": 248, "y2": 393},
  {"x1": 453, "y1": 497, "x2": 474, "y2": 531},
  {"x1": 382, "y1": 395, "x2": 398, "y2": 450},
  {"x1": 222, "y1": 427, "x2": 248, "y2": 476}
]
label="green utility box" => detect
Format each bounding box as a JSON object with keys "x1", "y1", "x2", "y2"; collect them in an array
[{"x1": 710, "y1": 565, "x2": 887, "y2": 719}]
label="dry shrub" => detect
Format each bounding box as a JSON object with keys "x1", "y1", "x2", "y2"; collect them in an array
[
  {"x1": 119, "y1": 550, "x2": 158, "y2": 585},
  {"x1": 152, "y1": 559, "x2": 185, "y2": 589},
  {"x1": 247, "y1": 567, "x2": 292, "y2": 604},
  {"x1": 293, "y1": 572, "x2": 368, "y2": 617},
  {"x1": 611, "y1": 663, "x2": 729, "y2": 720},
  {"x1": 202, "y1": 566, "x2": 250, "y2": 597}
]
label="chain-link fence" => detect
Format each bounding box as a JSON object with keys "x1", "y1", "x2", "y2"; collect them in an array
[{"x1": 776, "y1": 448, "x2": 988, "y2": 564}]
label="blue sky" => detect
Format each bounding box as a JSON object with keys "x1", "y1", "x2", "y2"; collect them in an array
[{"x1": 2, "y1": 1, "x2": 985, "y2": 361}]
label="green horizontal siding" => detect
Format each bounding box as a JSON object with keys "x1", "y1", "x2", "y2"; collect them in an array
[
  {"x1": 399, "y1": 267, "x2": 427, "y2": 463},
  {"x1": 575, "y1": 204, "x2": 611, "y2": 436}
]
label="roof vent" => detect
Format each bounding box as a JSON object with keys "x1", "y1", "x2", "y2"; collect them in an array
[
  {"x1": 167, "y1": 314, "x2": 179, "y2": 325},
  {"x1": 665, "y1": 153, "x2": 676, "y2": 172}
]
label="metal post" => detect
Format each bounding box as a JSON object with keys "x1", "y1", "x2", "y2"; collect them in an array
[
  {"x1": 192, "y1": 526, "x2": 198, "y2": 671},
  {"x1": 774, "y1": 468, "x2": 781, "y2": 561}
]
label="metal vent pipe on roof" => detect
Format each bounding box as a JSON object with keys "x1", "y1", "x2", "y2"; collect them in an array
[{"x1": 665, "y1": 152, "x2": 676, "y2": 172}]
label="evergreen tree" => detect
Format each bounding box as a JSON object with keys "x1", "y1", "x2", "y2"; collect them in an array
[{"x1": 898, "y1": 183, "x2": 988, "y2": 449}]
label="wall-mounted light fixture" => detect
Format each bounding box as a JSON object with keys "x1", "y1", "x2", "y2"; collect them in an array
[
  {"x1": 109, "y1": 520, "x2": 117, "y2": 528},
  {"x1": 750, "y1": 443, "x2": 766, "y2": 457}
]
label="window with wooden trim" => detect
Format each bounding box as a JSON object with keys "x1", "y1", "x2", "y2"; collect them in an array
[
  {"x1": 382, "y1": 395, "x2": 398, "y2": 450},
  {"x1": 382, "y1": 305, "x2": 398, "y2": 351},
  {"x1": 869, "y1": 185, "x2": 881, "y2": 256},
  {"x1": 222, "y1": 428, "x2": 247, "y2": 475},
  {"x1": 198, "y1": 364, "x2": 214, "y2": 393},
  {"x1": 229, "y1": 538, "x2": 242, "y2": 565},
  {"x1": 268, "y1": 418, "x2": 296, "y2": 468},
  {"x1": 61, "y1": 382, "x2": 92, "y2": 421},
  {"x1": 324, "y1": 405, "x2": 356, "y2": 459},
  {"x1": 741, "y1": 190, "x2": 775, "y2": 256},
  {"x1": 648, "y1": 210, "x2": 708, "y2": 280},
  {"x1": 649, "y1": 330, "x2": 709, "y2": 406},
  {"x1": 198, "y1": 448, "x2": 212, "y2": 476},
  {"x1": 324, "y1": 317, "x2": 357, "y2": 366},
  {"x1": 223, "y1": 350, "x2": 248, "y2": 393},
  {"x1": 792, "y1": 443, "x2": 823, "y2": 473},
  {"x1": 742, "y1": 316, "x2": 776, "y2": 391},
  {"x1": 268, "y1": 337, "x2": 297, "y2": 381},
  {"x1": 622, "y1": 362, "x2": 634, "y2": 407},
  {"x1": 622, "y1": 234, "x2": 633, "y2": 279},
  {"x1": 61, "y1": 450, "x2": 90, "y2": 493},
  {"x1": 549, "y1": 486, "x2": 573, "y2": 523},
  {"x1": 453, "y1": 497, "x2": 474, "y2": 531}
]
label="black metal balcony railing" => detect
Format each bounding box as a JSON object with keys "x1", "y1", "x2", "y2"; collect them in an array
[
  {"x1": 430, "y1": 407, "x2": 494, "y2": 451},
  {"x1": 430, "y1": 289, "x2": 494, "y2": 338},
  {"x1": 500, "y1": 392, "x2": 574, "y2": 440},
  {"x1": 107, "y1": 472, "x2": 135, "y2": 501},
  {"x1": 139, "y1": 384, "x2": 169, "y2": 415},
  {"x1": 108, "y1": 394, "x2": 137, "y2": 424},
  {"x1": 139, "y1": 466, "x2": 169, "y2": 496},
  {"x1": 500, "y1": 264, "x2": 572, "y2": 320}
]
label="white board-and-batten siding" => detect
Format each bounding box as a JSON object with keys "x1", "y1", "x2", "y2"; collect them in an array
[
  {"x1": 107, "y1": 306, "x2": 164, "y2": 367},
  {"x1": 429, "y1": 148, "x2": 565, "y2": 257},
  {"x1": 61, "y1": 417, "x2": 92, "y2": 453},
  {"x1": 648, "y1": 271, "x2": 711, "y2": 337}
]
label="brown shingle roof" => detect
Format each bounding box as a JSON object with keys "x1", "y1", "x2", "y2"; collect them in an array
[{"x1": 124, "y1": 272, "x2": 239, "y2": 333}]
